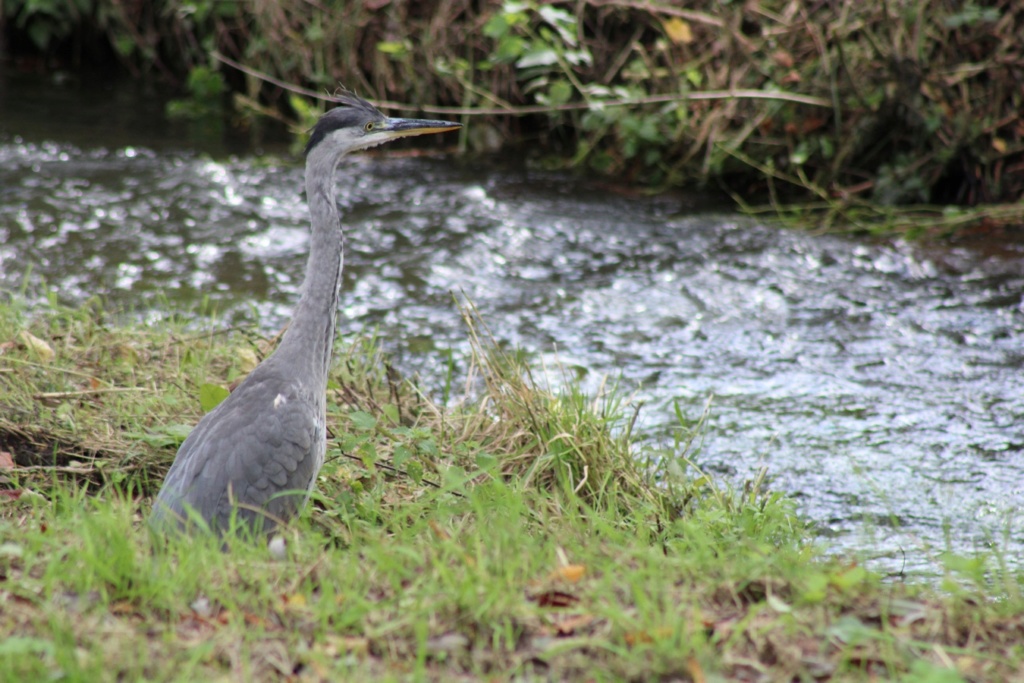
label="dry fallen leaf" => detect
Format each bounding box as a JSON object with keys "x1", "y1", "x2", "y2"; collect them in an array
[
  {"x1": 550, "y1": 564, "x2": 586, "y2": 583},
  {"x1": 320, "y1": 635, "x2": 369, "y2": 657},
  {"x1": 554, "y1": 613, "x2": 595, "y2": 636},
  {"x1": 282, "y1": 592, "x2": 307, "y2": 609},
  {"x1": 533, "y1": 590, "x2": 579, "y2": 608},
  {"x1": 624, "y1": 626, "x2": 674, "y2": 646},
  {"x1": 0, "y1": 451, "x2": 15, "y2": 470},
  {"x1": 428, "y1": 519, "x2": 450, "y2": 540},
  {"x1": 801, "y1": 117, "x2": 827, "y2": 134},
  {"x1": 662, "y1": 17, "x2": 693, "y2": 44},
  {"x1": 244, "y1": 611, "x2": 267, "y2": 627},
  {"x1": 688, "y1": 656, "x2": 707, "y2": 683},
  {"x1": 19, "y1": 331, "x2": 54, "y2": 362},
  {"x1": 772, "y1": 50, "x2": 795, "y2": 68},
  {"x1": 110, "y1": 600, "x2": 138, "y2": 616}
]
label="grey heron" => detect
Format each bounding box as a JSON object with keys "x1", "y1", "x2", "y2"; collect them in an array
[{"x1": 150, "y1": 93, "x2": 461, "y2": 536}]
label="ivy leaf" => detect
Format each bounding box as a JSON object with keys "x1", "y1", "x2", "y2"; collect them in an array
[
  {"x1": 132, "y1": 424, "x2": 194, "y2": 448},
  {"x1": 516, "y1": 47, "x2": 558, "y2": 69},
  {"x1": 393, "y1": 444, "x2": 412, "y2": 467},
  {"x1": 348, "y1": 411, "x2": 378, "y2": 431},
  {"x1": 546, "y1": 79, "x2": 573, "y2": 105},
  {"x1": 376, "y1": 41, "x2": 409, "y2": 57},
  {"x1": 199, "y1": 383, "x2": 230, "y2": 412}
]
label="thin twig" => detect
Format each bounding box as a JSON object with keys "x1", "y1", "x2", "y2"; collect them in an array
[
  {"x1": 573, "y1": 465, "x2": 589, "y2": 494},
  {"x1": 33, "y1": 388, "x2": 150, "y2": 400},
  {"x1": 587, "y1": 0, "x2": 724, "y2": 27},
  {"x1": 211, "y1": 51, "x2": 830, "y2": 116},
  {"x1": 2, "y1": 357, "x2": 107, "y2": 383}
]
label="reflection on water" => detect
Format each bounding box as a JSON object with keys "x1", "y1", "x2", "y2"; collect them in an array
[{"x1": 3, "y1": 84, "x2": 1024, "y2": 577}]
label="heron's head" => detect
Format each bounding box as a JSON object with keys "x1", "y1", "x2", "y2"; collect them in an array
[{"x1": 305, "y1": 93, "x2": 461, "y2": 159}]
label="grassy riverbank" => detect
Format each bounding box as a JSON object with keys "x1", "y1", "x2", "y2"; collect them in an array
[{"x1": 1, "y1": 299, "x2": 1023, "y2": 680}]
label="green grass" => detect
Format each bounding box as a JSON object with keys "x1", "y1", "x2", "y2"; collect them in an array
[{"x1": 1, "y1": 297, "x2": 1023, "y2": 681}]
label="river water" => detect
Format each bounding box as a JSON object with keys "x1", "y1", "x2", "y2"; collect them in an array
[{"x1": 2, "y1": 74, "x2": 1023, "y2": 577}]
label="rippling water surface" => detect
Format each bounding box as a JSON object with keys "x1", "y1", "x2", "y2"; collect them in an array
[{"x1": 3, "y1": 77, "x2": 1023, "y2": 576}]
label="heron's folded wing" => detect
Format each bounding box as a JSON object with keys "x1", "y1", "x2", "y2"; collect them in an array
[{"x1": 152, "y1": 373, "x2": 322, "y2": 535}]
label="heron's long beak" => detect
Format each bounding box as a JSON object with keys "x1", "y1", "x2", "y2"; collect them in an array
[{"x1": 380, "y1": 117, "x2": 462, "y2": 139}]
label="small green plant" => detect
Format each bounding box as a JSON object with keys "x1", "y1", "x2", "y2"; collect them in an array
[{"x1": 166, "y1": 65, "x2": 226, "y2": 121}]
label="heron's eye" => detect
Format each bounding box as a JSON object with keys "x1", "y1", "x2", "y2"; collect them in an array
[{"x1": 364, "y1": 122, "x2": 375, "y2": 132}]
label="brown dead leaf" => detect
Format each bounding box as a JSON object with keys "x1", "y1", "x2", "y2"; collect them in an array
[
  {"x1": 0, "y1": 489, "x2": 24, "y2": 501},
  {"x1": 624, "y1": 626, "x2": 674, "y2": 646},
  {"x1": 554, "y1": 613, "x2": 595, "y2": 636},
  {"x1": 801, "y1": 117, "x2": 827, "y2": 134},
  {"x1": 533, "y1": 590, "x2": 580, "y2": 608},
  {"x1": 549, "y1": 564, "x2": 586, "y2": 583},
  {"x1": 772, "y1": 50, "x2": 795, "y2": 68},
  {"x1": 110, "y1": 600, "x2": 138, "y2": 616},
  {"x1": 428, "y1": 519, "x2": 450, "y2": 540},
  {"x1": 688, "y1": 656, "x2": 707, "y2": 683},
  {"x1": 244, "y1": 611, "x2": 267, "y2": 627},
  {"x1": 662, "y1": 17, "x2": 693, "y2": 44},
  {"x1": 0, "y1": 451, "x2": 15, "y2": 470},
  {"x1": 6, "y1": 593, "x2": 35, "y2": 607},
  {"x1": 281, "y1": 593, "x2": 307, "y2": 609},
  {"x1": 320, "y1": 635, "x2": 369, "y2": 657}
]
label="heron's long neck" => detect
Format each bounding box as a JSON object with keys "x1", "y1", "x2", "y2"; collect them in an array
[{"x1": 274, "y1": 153, "x2": 345, "y2": 391}]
